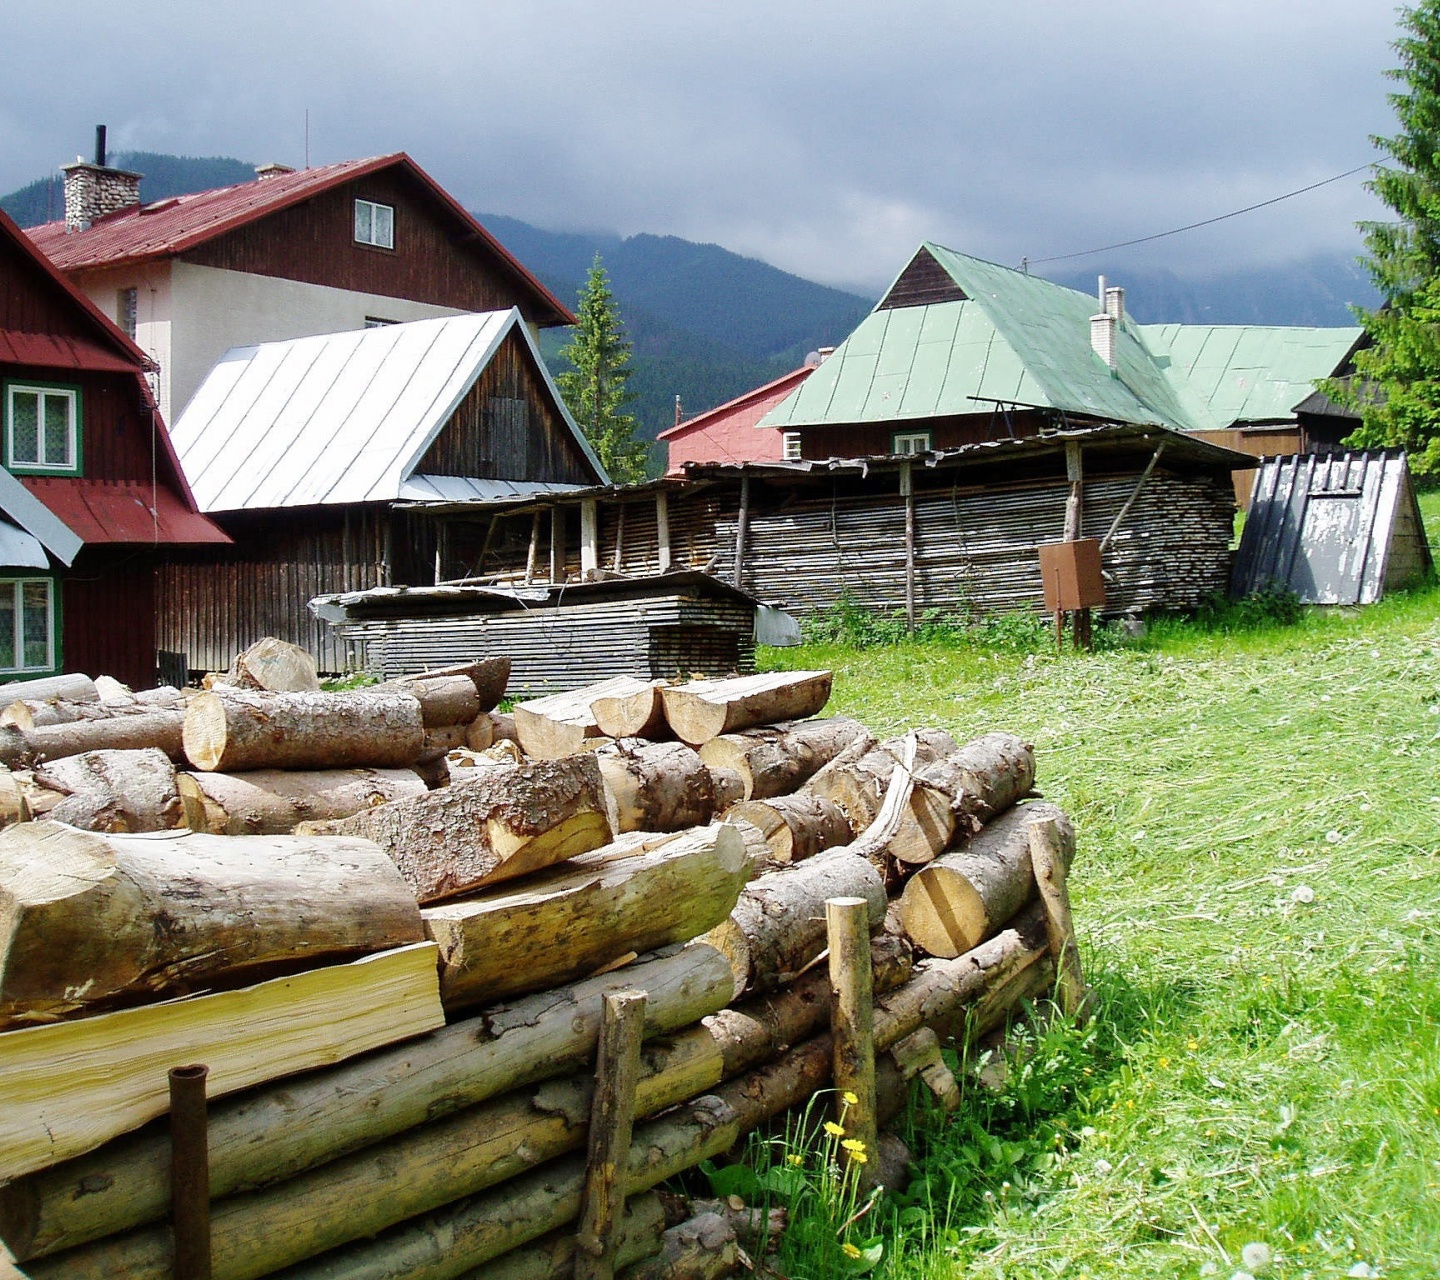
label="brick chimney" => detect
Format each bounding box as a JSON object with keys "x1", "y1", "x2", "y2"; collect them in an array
[
  {"x1": 1090, "y1": 312, "x2": 1117, "y2": 369},
  {"x1": 61, "y1": 126, "x2": 141, "y2": 231}
]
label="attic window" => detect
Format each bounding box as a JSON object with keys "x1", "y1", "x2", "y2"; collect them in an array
[
  {"x1": 892, "y1": 430, "x2": 932, "y2": 455},
  {"x1": 354, "y1": 199, "x2": 395, "y2": 250},
  {"x1": 782, "y1": 432, "x2": 803, "y2": 460}
]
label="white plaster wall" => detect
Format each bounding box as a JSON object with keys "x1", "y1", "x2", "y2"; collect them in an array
[
  {"x1": 73, "y1": 263, "x2": 172, "y2": 416},
  {"x1": 168, "y1": 263, "x2": 467, "y2": 420}
]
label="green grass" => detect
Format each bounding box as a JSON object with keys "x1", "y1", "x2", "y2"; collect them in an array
[{"x1": 748, "y1": 514, "x2": 1440, "y2": 1278}]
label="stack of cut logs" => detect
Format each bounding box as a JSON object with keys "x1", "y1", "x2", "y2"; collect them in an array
[{"x1": 0, "y1": 646, "x2": 1085, "y2": 1280}]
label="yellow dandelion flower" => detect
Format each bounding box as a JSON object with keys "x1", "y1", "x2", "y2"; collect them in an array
[
  {"x1": 841, "y1": 1138, "x2": 867, "y2": 1153},
  {"x1": 1186, "y1": 1039, "x2": 1199, "y2": 1051},
  {"x1": 1158, "y1": 1056, "x2": 1171, "y2": 1069},
  {"x1": 842, "y1": 1090, "x2": 859, "y2": 1106},
  {"x1": 849, "y1": 1149, "x2": 868, "y2": 1164},
  {"x1": 786, "y1": 1153, "x2": 804, "y2": 1167},
  {"x1": 842, "y1": 1242, "x2": 862, "y2": 1259},
  {"x1": 824, "y1": 1120, "x2": 845, "y2": 1137}
]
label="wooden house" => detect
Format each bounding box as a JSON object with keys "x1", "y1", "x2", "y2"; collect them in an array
[
  {"x1": 0, "y1": 208, "x2": 229, "y2": 687},
  {"x1": 26, "y1": 148, "x2": 572, "y2": 423},
  {"x1": 161, "y1": 310, "x2": 607, "y2": 674}
]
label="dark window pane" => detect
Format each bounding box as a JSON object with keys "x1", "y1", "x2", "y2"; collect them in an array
[
  {"x1": 21, "y1": 581, "x2": 48, "y2": 668},
  {"x1": 0, "y1": 585, "x2": 16, "y2": 670},
  {"x1": 10, "y1": 391, "x2": 39, "y2": 465},
  {"x1": 43, "y1": 394, "x2": 72, "y2": 467}
]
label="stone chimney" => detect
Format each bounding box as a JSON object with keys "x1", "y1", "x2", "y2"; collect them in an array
[
  {"x1": 61, "y1": 126, "x2": 141, "y2": 231},
  {"x1": 255, "y1": 162, "x2": 296, "y2": 181}
]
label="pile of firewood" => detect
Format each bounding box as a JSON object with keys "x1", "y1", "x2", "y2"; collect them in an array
[{"x1": 0, "y1": 648, "x2": 1086, "y2": 1280}]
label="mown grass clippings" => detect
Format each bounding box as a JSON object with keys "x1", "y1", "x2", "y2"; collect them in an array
[{"x1": 754, "y1": 567, "x2": 1440, "y2": 1278}]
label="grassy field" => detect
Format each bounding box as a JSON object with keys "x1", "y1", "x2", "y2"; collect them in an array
[{"x1": 745, "y1": 501, "x2": 1440, "y2": 1279}]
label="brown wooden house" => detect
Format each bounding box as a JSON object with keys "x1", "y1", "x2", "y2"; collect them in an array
[{"x1": 0, "y1": 208, "x2": 229, "y2": 687}]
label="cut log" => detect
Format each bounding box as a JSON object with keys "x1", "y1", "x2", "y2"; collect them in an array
[
  {"x1": 618, "y1": 1212, "x2": 741, "y2": 1280},
  {"x1": 0, "y1": 766, "x2": 28, "y2": 830},
  {"x1": 304, "y1": 754, "x2": 612, "y2": 902},
  {"x1": 591, "y1": 679, "x2": 669, "y2": 741},
  {"x1": 514, "y1": 676, "x2": 656, "y2": 759},
  {"x1": 464, "y1": 711, "x2": 518, "y2": 752},
  {"x1": 0, "y1": 673, "x2": 98, "y2": 704},
  {"x1": 221, "y1": 637, "x2": 321, "y2": 693},
  {"x1": 3, "y1": 699, "x2": 160, "y2": 730},
  {"x1": 92, "y1": 675, "x2": 130, "y2": 701},
  {"x1": 803, "y1": 727, "x2": 958, "y2": 833},
  {"x1": 377, "y1": 673, "x2": 481, "y2": 728},
  {"x1": 701, "y1": 848, "x2": 887, "y2": 998},
  {"x1": 417, "y1": 722, "x2": 470, "y2": 762},
  {"x1": 698, "y1": 716, "x2": 872, "y2": 801},
  {"x1": 25, "y1": 710, "x2": 186, "y2": 764},
  {"x1": 707, "y1": 767, "x2": 744, "y2": 812},
  {"x1": 0, "y1": 942, "x2": 443, "y2": 1183},
  {"x1": 597, "y1": 739, "x2": 715, "y2": 833},
  {"x1": 134, "y1": 685, "x2": 188, "y2": 710},
  {"x1": 37, "y1": 748, "x2": 183, "y2": 832},
  {"x1": 0, "y1": 820, "x2": 423, "y2": 1026},
  {"x1": 0, "y1": 727, "x2": 26, "y2": 769},
  {"x1": 723, "y1": 792, "x2": 851, "y2": 863},
  {"x1": 394, "y1": 658, "x2": 510, "y2": 714},
  {"x1": 182, "y1": 688, "x2": 425, "y2": 772},
  {"x1": 890, "y1": 733, "x2": 1036, "y2": 867},
  {"x1": 423, "y1": 825, "x2": 747, "y2": 1011},
  {"x1": 177, "y1": 767, "x2": 429, "y2": 835},
  {"x1": 1, "y1": 946, "x2": 733, "y2": 1263},
  {"x1": 897, "y1": 802, "x2": 1074, "y2": 958},
  {"x1": 659, "y1": 671, "x2": 833, "y2": 747}
]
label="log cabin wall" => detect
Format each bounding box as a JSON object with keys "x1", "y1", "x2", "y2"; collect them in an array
[
  {"x1": 181, "y1": 170, "x2": 541, "y2": 320},
  {"x1": 156, "y1": 507, "x2": 389, "y2": 675}
]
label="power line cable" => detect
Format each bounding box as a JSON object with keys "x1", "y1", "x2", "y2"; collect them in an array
[{"x1": 1022, "y1": 162, "x2": 1374, "y2": 269}]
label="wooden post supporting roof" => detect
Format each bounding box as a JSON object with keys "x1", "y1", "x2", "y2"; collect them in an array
[
  {"x1": 581, "y1": 500, "x2": 599, "y2": 582},
  {"x1": 732, "y1": 474, "x2": 751, "y2": 591},
  {"x1": 525, "y1": 510, "x2": 542, "y2": 584},
  {"x1": 655, "y1": 491, "x2": 671, "y2": 573},
  {"x1": 550, "y1": 506, "x2": 563, "y2": 584},
  {"x1": 901, "y1": 462, "x2": 916, "y2": 631}
]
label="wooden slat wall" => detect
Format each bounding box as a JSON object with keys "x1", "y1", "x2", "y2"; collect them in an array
[{"x1": 62, "y1": 552, "x2": 157, "y2": 689}]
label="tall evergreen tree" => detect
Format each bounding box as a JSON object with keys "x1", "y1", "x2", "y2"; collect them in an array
[
  {"x1": 557, "y1": 254, "x2": 648, "y2": 484},
  {"x1": 1336, "y1": 0, "x2": 1440, "y2": 474}
]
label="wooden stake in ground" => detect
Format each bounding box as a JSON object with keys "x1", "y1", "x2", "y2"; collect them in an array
[
  {"x1": 897, "y1": 802, "x2": 1074, "y2": 958},
  {"x1": 576, "y1": 990, "x2": 647, "y2": 1280},
  {"x1": 659, "y1": 671, "x2": 833, "y2": 747},
  {"x1": 0, "y1": 821, "x2": 424, "y2": 1027},
  {"x1": 827, "y1": 897, "x2": 877, "y2": 1186},
  {"x1": 182, "y1": 689, "x2": 425, "y2": 772},
  {"x1": 1027, "y1": 814, "x2": 1089, "y2": 1018}
]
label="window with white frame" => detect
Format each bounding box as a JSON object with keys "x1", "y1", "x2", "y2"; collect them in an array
[
  {"x1": 0, "y1": 578, "x2": 54, "y2": 674},
  {"x1": 892, "y1": 430, "x2": 932, "y2": 455},
  {"x1": 4, "y1": 382, "x2": 80, "y2": 474},
  {"x1": 354, "y1": 198, "x2": 395, "y2": 249},
  {"x1": 782, "y1": 431, "x2": 803, "y2": 460}
]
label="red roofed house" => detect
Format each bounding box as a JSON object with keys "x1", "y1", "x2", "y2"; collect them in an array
[
  {"x1": 27, "y1": 145, "x2": 573, "y2": 423},
  {"x1": 658, "y1": 359, "x2": 821, "y2": 474},
  {"x1": 0, "y1": 207, "x2": 229, "y2": 688}
]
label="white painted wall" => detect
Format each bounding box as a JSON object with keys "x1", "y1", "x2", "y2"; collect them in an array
[{"x1": 72, "y1": 262, "x2": 173, "y2": 416}]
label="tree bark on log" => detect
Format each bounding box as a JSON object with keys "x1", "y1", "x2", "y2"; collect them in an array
[
  {"x1": 376, "y1": 674, "x2": 481, "y2": 728},
  {"x1": 0, "y1": 766, "x2": 29, "y2": 830},
  {"x1": 423, "y1": 825, "x2": 747, "y2": 1012},
  {"x1": 393, "y1": 659, "x2": 510, "y2": 714},
  {"x1": 305, "y1": 755, "x2": 612, "y2": 902},
  {"x1": 697, "y1": 717, "x2": 871, "y2": 802},
  {"x1": 617, "y1": 1213, "x2": 741, "y2": 1280},
  {"x1": 659, "y1": 671, "x2": 833, "y2": 746},
  {"x1": 0, "y1": 673, "x2": 98, "y2": 704},
  {"x1": 0, "y1": 945, "x2": 735, "y2": 1263},
  {"x1": 514, "y1": 677, "x2": 655, "y2": 760},
  {"x1": 37, "y1": 748, "x2": 183, "y2": 832},
  {"x1": 25, "y1": 711, "x2": 186, "y2": 764},
  {"x1": 2, "y1": 700, "x2": 158, "y2": 730},
  {"x1": 418, "y1": 723, "x2": 471, "y2": 763},
  {"x1": 177, "y1": 767, "x2": 429, "y2": 835},
  {"x1": 182, "y1": 689, "x2": 426, "y2": 772},
  {"x1": 803, "y1": 728, "x2": 958, "y2": 833},
  {"x1": 889, "y1": 733, "x2": 1036, "y2": 867},
  {"x1": 0, "y1": 820, "x2": 424, "y2": 1027},
  {"x1": 897, "y1": 802, "x2": 1074, "y2": 958},
  {"x1": 591, "y1": 680, "x2": 669, "y2": 741},
  {"x1": 597, "y1": 740, "x2": 715, "y2": 833},
  {"x1": 700, "y1": 849, "x2": 886, "y2": 999},
  {"x1": 723, "y1": 792, "x2": 851, "y2": 863},
  {"x1": 479, "y1": 1195, "x2": 666, "y2": 1280}
]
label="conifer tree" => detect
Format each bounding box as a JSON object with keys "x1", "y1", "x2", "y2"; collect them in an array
[
  {"x1": 557, "y1": 255, "x2": 649, "y2": 483},
  {"x1": 1337, "y1": 0, "x2": 1440, "y2": 474}
]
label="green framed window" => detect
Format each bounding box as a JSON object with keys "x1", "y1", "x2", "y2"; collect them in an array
[
  {"x1": 4, "y1": 380, "x2": 82, "y2": 475},
  {"x1": 0, "y1": 577, "x2": 57, "y2": 675}
]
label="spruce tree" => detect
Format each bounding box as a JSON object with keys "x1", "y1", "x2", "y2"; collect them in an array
[
  {"x1": 1338, "y1": 0, "x2": 1440, "y2": 474},
  {"x1": 557, "y1": 254, "x2": 649, "y2": 484}
]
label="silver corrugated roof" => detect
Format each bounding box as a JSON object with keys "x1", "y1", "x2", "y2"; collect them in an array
[
  {"x1": 171, "y1": 311, "x2": 606, "y2": 513},
  {"x1": 0, "y1": 466, "x2": 82, "y2": 566},
  {"x1": 396, "y1": 475, "x2": 589, "y2": 503}
]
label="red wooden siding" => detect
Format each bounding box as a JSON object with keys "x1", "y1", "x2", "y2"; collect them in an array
[
  {"x1": 794, "y1": 410, "x2": 1053, "y2": 459},
  {"x1": 62, "y1": 551, "x2": 157, "y2": 689},
  {"x1": 2, "y1": 364, "x2": 158, "y2": 483},
  {"x1": 1, "y1": 234, "x2": 103, "y2": 336}
]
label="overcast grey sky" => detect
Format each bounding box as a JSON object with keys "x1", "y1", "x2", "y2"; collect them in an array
[{"x1": 0, "y1": 1, "x2": 1401, "y2": 292}]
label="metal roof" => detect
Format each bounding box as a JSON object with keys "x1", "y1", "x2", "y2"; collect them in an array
[
  {"x1": 1142, "y1": 324, "x2": 1362, "y2": 425},
  {"x1": 21, "y1": 479, "x2": 231, "y2": 545},
  {"x1": 0, "y1": 466, "x2": 81, "y2": 567},
  {"x1": 24, "y1": 154, "x2": 573, "y2": 328},
  {"x1": 0, "y1": 520, "x2": 48, "y2": 569},
  {"x1": 170, "y1": 309, "x2": 607, "y2": 513},
  {"x1": 396, "y1": 475, "x2": 590, "y2": 503}
]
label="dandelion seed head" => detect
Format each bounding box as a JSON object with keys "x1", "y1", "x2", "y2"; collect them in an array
[
  {"x1": 1241, "y1": 1241, "x2": 1272, "y2": 1271},
  {"x1": 1292, "y1": 885, "x2": 1316, "y2": 904}
]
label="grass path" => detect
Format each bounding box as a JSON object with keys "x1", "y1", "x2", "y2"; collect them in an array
[{"x1": 760, "y1": 585, "x2": 1440, "y2": 1278}]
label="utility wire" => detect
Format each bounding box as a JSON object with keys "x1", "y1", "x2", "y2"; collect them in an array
[{"x1": 1022, "y1": 162, "x2": 1374, "y2": 269}]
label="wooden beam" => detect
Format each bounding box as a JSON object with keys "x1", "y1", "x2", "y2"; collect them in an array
[
  {"x1": 1099, "y1": 441, "x2": 1167, "y2": 553},
  {"x1": 1063, "y1": 440, "x2": 1083, "y2": 542},
  {"x1": 901, "y1": 462, "x2": 916, "y2": 631},
  {"x1": 525, "y1": 510, "x2": 542, "y2": 584},
  {"x1": 581, "y1": 500, "x2": 599, "y2": 581},
  {"x1": 732, "y1": 475, "x2": 750, "y2": 590},
  {"x1": 826, "y1": 896, "x2": 876, "y2": 1187},
  {"x1": 655, "y1": 491, "x2": 671, "y2": 573},
  {"x1": 612, "y1": 503, "x2": 626, "y2": 574},
  {"x1": 550, "y1": 506, "x2": 563, "y2": 584}
]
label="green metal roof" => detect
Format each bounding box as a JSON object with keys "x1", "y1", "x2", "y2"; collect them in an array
[
  {"x1": 761, "y1": 244, "x2": 1359, "y2": 436},
  {"x1": 1141, "y1": 323, "x2": 1361, "y2": 425}
]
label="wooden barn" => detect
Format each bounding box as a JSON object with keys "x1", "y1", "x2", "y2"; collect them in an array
[
  {"x1": 0, "y1": 208, "x2": 229, "y2": 688},
  {"x1": 159, "y1": 309, "x2": 608, "y2": 675}
]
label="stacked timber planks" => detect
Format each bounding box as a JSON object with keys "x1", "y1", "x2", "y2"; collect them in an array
[{"x1": 0, "y1": 657, "x2": 1088, "y2": 1280}]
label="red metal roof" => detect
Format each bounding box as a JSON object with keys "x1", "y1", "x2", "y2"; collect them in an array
[
  {"x1": 0, "y1": 331, "x2": 141, "y2": 374},
  {"x1": 26, "y1": 154, "x2": 574, "y2": 326},
  {"x1": 21, "y1": 479, "x2": 231, "y2": 545}
]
